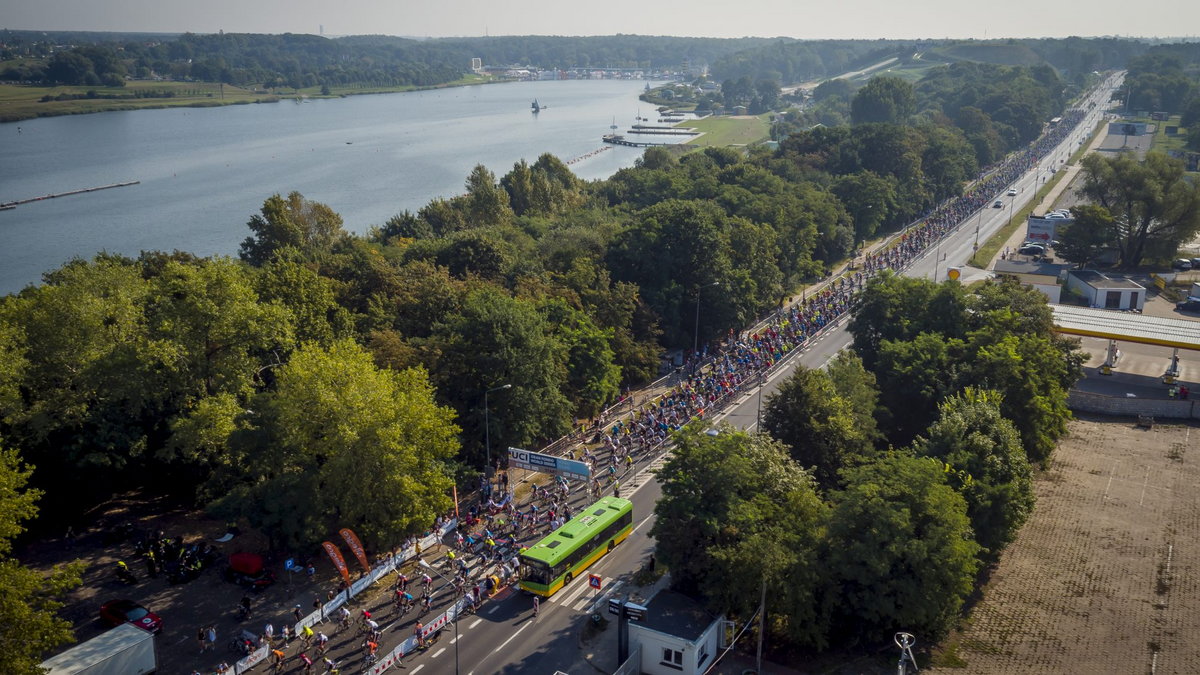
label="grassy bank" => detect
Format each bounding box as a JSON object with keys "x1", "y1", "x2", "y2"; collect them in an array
[
  {"x1": 968, "y1": 119, "x2": 1106, "y2": 268},
  {"x1": 680, "y1": 114, "x2": 771, "y2": 148},
  {"x1": 0, "y1": 74, "x2": 493, "y2": 124}
]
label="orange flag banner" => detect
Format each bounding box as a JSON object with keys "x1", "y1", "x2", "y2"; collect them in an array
[
  {"x1": 322, "y1": 541, "x2": 351, "y2": 585},
  {"x1": 339, "y1": 528, "x2": 371, "y2": 573}
]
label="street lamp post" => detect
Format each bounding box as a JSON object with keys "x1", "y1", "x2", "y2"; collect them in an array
[
  {"x1": 693, "y1": 282, "x2": 720, "y2": 369},
  {"x1": 484, "y1": 384, "x2": 512, "y2": 473},
  {"x1": 419, "y1": 559, "x2": 459, "y2": 675}
]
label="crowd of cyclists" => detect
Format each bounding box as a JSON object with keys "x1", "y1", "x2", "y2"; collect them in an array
[{"x1": 206, "y1": 99, "x2": 1100, "y2": 675}]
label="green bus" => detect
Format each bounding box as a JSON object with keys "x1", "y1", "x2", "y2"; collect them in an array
[{"x1": 519, "y1": 496, "x2": 634, "y2": 597}]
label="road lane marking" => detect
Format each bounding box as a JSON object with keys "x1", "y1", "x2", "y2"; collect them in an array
[
  {"x1": 588, "y1": 580, "x2": 624, "y2": 615},
  {"x1": 486, "y1": 605, "x2": 498, "y2": 615},
  {"x1": 450, "y1": 635, "x2": 459, "y2": 644},
  {"x1": 491, "y1": 621, "x2": 531, "y2": 655},
  {"x1": 433, "y1": 647, "x2": 445, "y2": 658},
  {"x1": 412, "y1": 666, "x2": 424, "y2": 674},
  {"x1": 469, "y1": 618, "x2": 482, "y2": 629}
]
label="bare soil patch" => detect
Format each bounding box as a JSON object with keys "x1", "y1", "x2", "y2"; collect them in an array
[{"x1": 936, "y1": 416, "x2": 1200, "y2": 673}]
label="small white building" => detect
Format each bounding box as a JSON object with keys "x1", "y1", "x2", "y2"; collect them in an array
[
  {"x1": 629, "y1": 591, "x2": 723, "y2": 675},
  {"x1": 994, "y1": 260, "x2": 1069, "y2": 304},
  {"x1": 1065, "y1": 270, "x2": 1146, "y2": 310}
]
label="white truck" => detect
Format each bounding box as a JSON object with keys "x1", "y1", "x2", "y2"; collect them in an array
[{"x1": 40, "y1": 623, "x2": 157, "y2": 675}]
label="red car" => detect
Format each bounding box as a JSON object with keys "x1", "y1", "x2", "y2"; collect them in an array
[{"x1": 100, "y1": 599, "x2": 163, "y2": 634}]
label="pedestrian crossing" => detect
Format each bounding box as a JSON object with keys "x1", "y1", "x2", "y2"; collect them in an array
[{"x1": 545, "y1": 575, "x2": 621, "y2": 613}]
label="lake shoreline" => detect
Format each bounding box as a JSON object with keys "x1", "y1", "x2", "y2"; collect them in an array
[{"x1": 0, "y1": 76, "x2": 509, "y2": 124}]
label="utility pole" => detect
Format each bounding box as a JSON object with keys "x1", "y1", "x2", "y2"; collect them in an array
[{"x1": 754, "y1": 578, "x2": 767, "y2": 673}]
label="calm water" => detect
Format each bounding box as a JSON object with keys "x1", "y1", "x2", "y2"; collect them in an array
[{"x1": 0, "y1": 80, "x2": 674, "y2": 293}]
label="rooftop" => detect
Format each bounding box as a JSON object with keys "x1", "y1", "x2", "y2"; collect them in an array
[
  {"x1": 994, "y1": 260, "x2": 1071, "y2": 278},
  {"x1": 1050, "y1": 305, "x2": 1200, "y2": 351},
  {"x1": 636, "y1": 590, "x2": 719, "y2": 643},
  {"x1": 1067, "y1": 270, "x2": 1145, "y2": 290}
]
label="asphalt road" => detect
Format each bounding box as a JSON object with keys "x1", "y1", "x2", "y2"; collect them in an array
[{"x1": 314, "y1": 75, "x2": 1126, "y2": 675}]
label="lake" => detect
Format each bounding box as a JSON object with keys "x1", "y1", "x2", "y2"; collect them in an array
[{"x1": 0, "y1": 79, "x2": 676, "y2": 294}]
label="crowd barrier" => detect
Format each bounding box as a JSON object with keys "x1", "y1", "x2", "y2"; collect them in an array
[{"x1": 233, "y1": 519, "x2": 459, "y2": 673}]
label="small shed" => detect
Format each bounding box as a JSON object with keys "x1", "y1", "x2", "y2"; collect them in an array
[
  {"x1": 994, "y1": 260, "x2": 1069, "y2": 303},
  {"x1": 629, "y1": 591, "x2": 724, "y2": 675},
  {"x1": 1065, "y1": 270, "x2": 1146, "y2": 310}
]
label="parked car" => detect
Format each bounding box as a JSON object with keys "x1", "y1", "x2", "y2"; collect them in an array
[
  {"x1": 993, "y1": 200, "x2": 1004, "y2": 208},
  {"x1": 1045, "y1": 213, "x2": 1068, "y2": 219},
  {"x1": 1019, "y1": 244, "x2": 1047, "y2": 256},
  {"x1": 1190, "y1": 257, "x2": 1200, "y2": 268},
  {"x1": 1007, "y1": 188, "x2": 1018, "y2": 196},
  {"x1": 1174, "y1": 259, "x2": 1193, "y2": 271},
  {"x1": 99, "y1": 599, "x2": 163, "y2": 634},
  {"x1": 1176, "y1": 299, "x2": 1200, "y2": 313}
]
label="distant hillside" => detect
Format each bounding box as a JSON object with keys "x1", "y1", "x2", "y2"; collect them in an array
[{"x1": 933, "y1": 42, "x2": 1045, "y2": 67}]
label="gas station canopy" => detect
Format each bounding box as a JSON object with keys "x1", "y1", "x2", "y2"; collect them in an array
[{"x1": 1049, "y1": 305, "x2": 1200, "y2": 351}]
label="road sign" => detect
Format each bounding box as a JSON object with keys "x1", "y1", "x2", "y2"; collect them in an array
[
  {"x1": 624, "y1": 602, "x2": 647, "y2": 621},
  {"x1": 508, "y1": 447, "x2": 591, "y2": 481},
  {"x1": 589, "y1": 574, "x2": 602, "y2": 590},
  {"x1": 284, "y1": 558, "x2": 296, "y2": 571}
]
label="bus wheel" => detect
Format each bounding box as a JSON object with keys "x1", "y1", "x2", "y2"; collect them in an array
[
  {"x1": 565, "y1": 573, "x2": 574, "y2": 585},
  {"x1": 607, "y1": 540, "x2": 615, "y2": 553}
]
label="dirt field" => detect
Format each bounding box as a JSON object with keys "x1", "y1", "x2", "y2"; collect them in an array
[{"x1": 938, "y1": 416, "x2": 1200, "y2": 673}]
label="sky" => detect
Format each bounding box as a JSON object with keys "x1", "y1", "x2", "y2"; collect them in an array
[{"x1": 3, "y1": 0, "x2": 1199, "y2": 40}]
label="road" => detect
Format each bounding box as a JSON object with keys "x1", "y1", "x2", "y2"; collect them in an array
[{"x1": 321, "y1": 74, "x2": 1126, "y2": 675}]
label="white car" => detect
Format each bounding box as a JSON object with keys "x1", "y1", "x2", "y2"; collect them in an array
[
  {"x1": 1007, "y1": 188, "x2": 1018, "y2": 196},
  {"x1": 1045, "y1": 213, "x2": 1068, "y2": 219}
]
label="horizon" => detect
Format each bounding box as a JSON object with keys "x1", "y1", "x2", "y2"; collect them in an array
[{"x1": 2, "y1": 0, "x2": 1198, "y2": 42}]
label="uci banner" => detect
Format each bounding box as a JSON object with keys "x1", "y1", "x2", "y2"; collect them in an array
[
  {"x1": 322, "y1": 541, "x2": 351, "y2": 585},
  {"x1": 339, "y1": 528, "x2": 371, "y2": 573}
]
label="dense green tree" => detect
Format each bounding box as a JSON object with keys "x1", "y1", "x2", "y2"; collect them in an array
[
  {"x1": 762, "y1": 366, "x2": 877, "y2": 489},
  {"x1": 1079, "y1": 151, "x2": 1200, "y2": 268},
  {"x1": 824, "y1": 454, "x2": 980, "y2": 643},
  {"x1": 212, "y1": 340, "x2": 458, "y2": 549},
  {"x1": 874, "y1": 332, "x2": 965, "y2": 448},
  {"x1": 848, "y1": 271, "x2": 968, "y2": 369},
  {"x1": 255, "y1": 248, "x2": 353, "y2": 346},
  {"x1": 1054, "y1": 205, "x2": 1116, "y2": 267},
  {"x1": 0, "y1": 444, "x2": 84, "y2": 675},
  {"x1": 145, "y1": 257, "x2": 294, "y2": 402},
  {"x1": 463, "y1": 164, "x2": 514, "y2": 228},
  {"x1": 825, "y1": 350, "x2": 882, "y2": 446},
  {"x1": 651, "y1": 425, "x2": 830, "y2": 645},
  {"x1": 831, "y1": 171, "x2": 899, "y2": 242},
  {"x1": 538, "y1": 300, "x2": 621, "y2": 417},
  {"x1": 240, "y1": 192, "x2": 348, "y2": 266},
  {"x1": 423, "y1": 288, "x2": 571, "y2": 465},
  {"x1": 913, "y1": 389, "x2": 1034, "y2": 559},
  {"x1": 851, "y1": 76, "x2": 915, "y2": 125}
]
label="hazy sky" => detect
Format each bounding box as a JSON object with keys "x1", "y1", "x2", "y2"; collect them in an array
[{"x1": 4, "y1": 0, "x2": 1198, "y2": 40}]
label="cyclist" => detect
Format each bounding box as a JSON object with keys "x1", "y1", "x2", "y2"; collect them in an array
[
  {"x1": 315, "y1": 632, "x2": 329, "y2": 654},
  {"x1": 300, "y1": 624, "x2": 314, "y2": 648},
  {"x1": 365, "y1": 618, "x2": 380, "y2": 641},
  {"x1": 336, "y1": 607, "x2": 351, "y2": 632},
  {"x1": 395, "y1": 571, "x2": 409, "y2": 592}
]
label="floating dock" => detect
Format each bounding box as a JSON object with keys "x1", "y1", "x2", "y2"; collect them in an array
[
  {"x1": 602, "y1": 134, "x2": 681, "y2": 147},
  {"x1": 0, "y1": 180, "x2": 140, "y2": 210}
]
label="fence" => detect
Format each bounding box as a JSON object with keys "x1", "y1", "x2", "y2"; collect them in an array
[
  {"x1": 1068, "y1": 389, "x2": 1198, "y2": 419},
  {"x1": 233, "y1": 519, "x2": 458, "y2": 674}
]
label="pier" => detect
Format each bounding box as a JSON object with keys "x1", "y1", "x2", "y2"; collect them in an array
[{"x1": 0, "y1": 180, "x2": 140, "y2": 210}]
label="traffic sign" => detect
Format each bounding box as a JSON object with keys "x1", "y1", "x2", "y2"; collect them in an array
[{"x1": 589, "y1": 574, "x2": 602, "y2": 590}]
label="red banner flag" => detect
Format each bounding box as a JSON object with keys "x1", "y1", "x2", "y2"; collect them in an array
[
  {"x1": 339, "y1": 528, "x2": 371, "y2": 573},
  {"x1": 322, "y1": 541, "x2": 351, "y2": 585}
]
